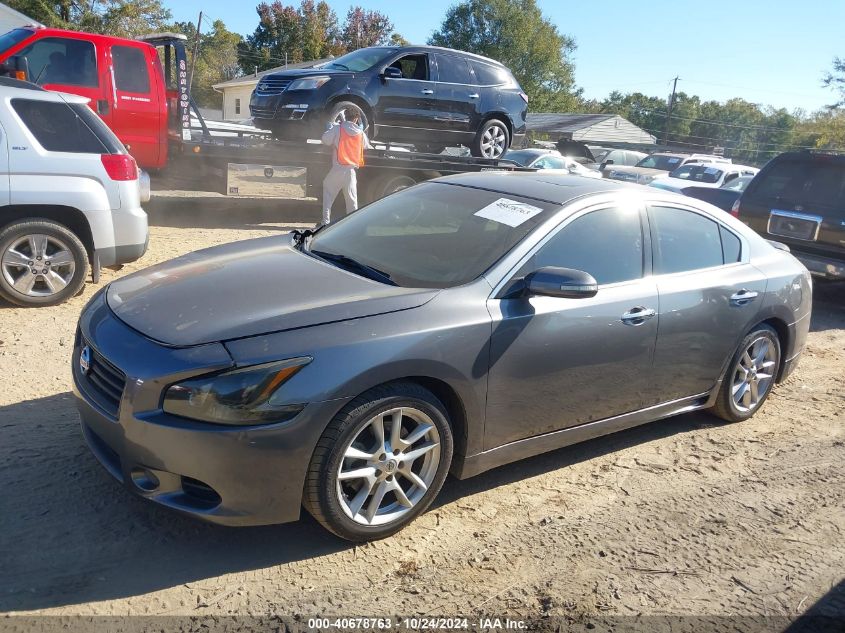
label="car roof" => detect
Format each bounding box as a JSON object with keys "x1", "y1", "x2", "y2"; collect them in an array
[
  {"x1": 507, "y1": 148, "x2": 557, "y2": 157},
  {"x1": 383, "y1": 45, "x2": 506, "y2": 67},
  {"x1": 0, "y1": 77, "x2": 87, "y2": 103},
  {"x1": 432, "y1": 171, "x2": 631, "y2": 205}
]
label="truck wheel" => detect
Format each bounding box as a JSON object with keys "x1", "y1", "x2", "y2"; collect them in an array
[
  {"x1": 328, "y1": 101, "x2": 370, "y2": 134},
  {"x1": 369, "y1": 172, "x2": 418, "y2": 202},
  {"x1": 471, "y1": 119, "x2": 509, "y2": 158},
  {"x1": 303, "y1": 382, "x2": 454, "y2": 542},
  {"x1": 0, "y1": 219, "x2": 88, "y2": 307}
]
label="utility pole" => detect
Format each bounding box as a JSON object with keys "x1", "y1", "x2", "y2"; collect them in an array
[
  {"x1": 188, "y1": 11, "x2": 203, "y2": 92},
  {"x1": 663, "y1": 76, "x2": 679, "y2": 147}
]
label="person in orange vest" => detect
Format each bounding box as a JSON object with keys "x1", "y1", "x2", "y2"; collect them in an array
[{"x1": 320, "y1": 111, "x2": 371, "y2": 225}]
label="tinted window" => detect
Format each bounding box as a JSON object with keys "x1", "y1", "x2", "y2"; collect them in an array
[
  {"x1": 437, "y1": 55, "x2": 472, "y2": 84},
  {"x1": 309, "y1": 182, "x2": 557, "y2": 288},
  {"x1": 12, "y1": 99, "x2": 110, "y2": 153},
  {"x1": 323, "y1": 47, "x2": 392, "y2": 72},
  {"x1": 387, "y1": 54, "x2": 428, "y2": 80},
  {"x1": 720, "y1": 225, "x2": 741, "y2": 263},
  {"x1": 502, "y1": 150, "x2": 540, "y2": 166},
  {"x1": 112, "y1": 45, "x2": 150, "y2": 93},
  {"x1": 19, "y1": 37, "x2": 97, "y2": 87},
  {"x1": 534, "y1": 155, "x2": 567, "y2": 170},
  {"x1": 519, "y1": 207, "x2": 644, "y2": 285},
  {"x1": 749, "y1": 159, "x2": 845, "y2": 211},
  {"x1": 651, "y1": 206, "x2": 723, "y2": 274},
  {"x1": 471, "y1": 61, "x2": 508, "y2": 85}
]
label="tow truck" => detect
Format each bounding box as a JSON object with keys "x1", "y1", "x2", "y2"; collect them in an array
[{"x1": 0, "y1": 26, "x2": 531, "y2": 204}]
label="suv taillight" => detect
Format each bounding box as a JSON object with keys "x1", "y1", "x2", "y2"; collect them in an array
[
  {"x1": 730, "y1": 198, "x2": 741, "y2": 217},
  {"x1": 101, "y1": 154, "x2": 138, "y2": 181}
]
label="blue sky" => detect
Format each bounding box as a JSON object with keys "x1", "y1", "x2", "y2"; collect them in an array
[{"x1": 170, "y1": 0, "x2": 843, "y2": 113}]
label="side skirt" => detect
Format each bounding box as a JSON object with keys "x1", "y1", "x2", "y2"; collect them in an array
[{"x1": 455, "y1": 392, "x2": 712, "y2": 479}]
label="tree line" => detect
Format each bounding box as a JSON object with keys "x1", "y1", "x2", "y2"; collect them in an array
[{"x1": 8, "y1": 0, "x2": 845, "y2": 162}]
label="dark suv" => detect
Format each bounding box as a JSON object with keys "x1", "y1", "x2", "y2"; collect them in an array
[
  {"x1": 249, "y1": 45, "x2": 528, "y2": 158},
  {"x1": 734, "y1": 151, "x2": 845, "y2": 280}
]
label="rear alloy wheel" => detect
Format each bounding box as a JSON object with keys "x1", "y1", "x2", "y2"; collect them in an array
[
  {"x1": 471, "y1": 119, "x2": 509, "y2": 158},
  {"x1": 711, "y1": 325, "x2": 781, "y2": 422},
  {"x1": 0, "y1": 219, "x2": 88, "y2": 307},
  {"x1": 304, "y1": 382, "x2": 453, "y2": 541}
]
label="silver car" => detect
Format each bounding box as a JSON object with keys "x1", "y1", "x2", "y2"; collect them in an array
[{"x1": 73, "y1": 172, "x2": 812, "y2": 542}]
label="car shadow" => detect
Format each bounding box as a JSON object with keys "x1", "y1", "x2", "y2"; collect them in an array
[
  {"x1": 809, "y1": 280, "x2": 845, "y2": 332},
  {"x1": 144, "y1": 194, "x2": 320, "y2": 231},
  {"x1": 1, "y1": 391, "x2": 719, "y2": 612}
]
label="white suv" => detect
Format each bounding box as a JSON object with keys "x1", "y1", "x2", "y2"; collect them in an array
[{"x1": 0, "y1": 77, "x2": 148, "y2": 306}]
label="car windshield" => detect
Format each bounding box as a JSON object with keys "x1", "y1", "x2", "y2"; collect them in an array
[
  {"x1": 0, "y1": 28, "x2": 33, "y2": 54},
  {"x1": 322, "y1": 47, "x2": 391, "y2": 72},
  {"x1": 635, "y1": 154, "x2": 685, "y2": 171},
  {"x1": 592, "y1": 149, "x2": 612, "y2": 162},
  {"x1": 308, "y1": 182, "x2": 558, "y2": 288},
  {"x1": 668, "y1": 165, "x2": 724, "y2": 184},
  {"x1": 502, "y1": 150, "x2": 544, "y2": 167}
]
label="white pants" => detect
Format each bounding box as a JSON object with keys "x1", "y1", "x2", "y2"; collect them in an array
[{"x1": 322, "y1": 165, "x2": 357, "y2": 225}]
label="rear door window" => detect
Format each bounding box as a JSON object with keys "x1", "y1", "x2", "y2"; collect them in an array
[
  {"x1": 650, "y1": 205, "x2": 724, "y2": 274},
  {"x1": 750, "y1": 159, "x2": 845, "y2": 212},
  {"x1": 112, "y1": 45, "x2": 150, "y2": 93},
  {"x1": 436, "y1": 54, "x2": 472, "y2": 84},
  {"x1": 18, "y1": 37, "x2": 98, "y2": 87},
  {"x1": 471, "y1": 61, "x2": 508, "y2": 85},
  {"x1": 11, "y1": 98, "x2": 109, "y2": 153}
]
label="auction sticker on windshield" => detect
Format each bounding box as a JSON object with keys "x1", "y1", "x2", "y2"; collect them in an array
[{"x1": 474, "y1": 198, "x2": 544, "y2": 227}]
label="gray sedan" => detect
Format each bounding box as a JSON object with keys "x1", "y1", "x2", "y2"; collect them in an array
[{"x1": 72, "y1": 173, "x2": 812, "y2": 542}]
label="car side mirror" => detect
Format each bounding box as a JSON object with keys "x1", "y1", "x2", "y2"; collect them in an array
[
  {"x1": 603, "y1": 159, "x2": 614, "y2": 166},
  {"x1": 525, "y1": 266, "x2": 598, "y2": 299},
  {"x1": 382, "y1": 66, "x2": 402, "y2": 80},
  {"x1": 1, "y1": 55, "x2": 29, "y2": 81}
]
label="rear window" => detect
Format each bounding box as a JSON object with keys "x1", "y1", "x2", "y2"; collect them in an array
[
  {"x1": 471, "y1": 61, "x2": 510, "y2": 85},
  {"x1": 748, "y1": 158, "x2": 845, "y2": 210},
  {"x1": 112, "y1": 45, "x2": 150, "y2": 93},
  {"x1": 11, "y1": 98, "x2": 121, "y2": 154}
]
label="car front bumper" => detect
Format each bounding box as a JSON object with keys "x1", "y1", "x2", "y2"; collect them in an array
[
  {"x1": 72, "y1": 291, "x2": 351, "y2": 526},
  {"x1": 249, "y1": 90, "x2": 328, "y2": 127}
]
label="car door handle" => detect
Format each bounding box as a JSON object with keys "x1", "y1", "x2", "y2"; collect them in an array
[
  {"x1": 621, "y1": 306, "x2": 656, "y2": 325},
  {"x1": 420, "y1": 89, "x2": 434, "y2": 95},
  {"x1": 468, "y1": 93, "x2": 480, "y2": 99},
  {"x1": 730, "y1": 289, "x2": 759, "y2": 306}
]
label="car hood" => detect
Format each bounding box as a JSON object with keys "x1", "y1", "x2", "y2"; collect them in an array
[
  {"x1": 263, "y1": 68, "x2": 350, "y2": 79},
  {"x1": 607, "y1": 166, "x2": 666, "y2": 177},
  {"x1": 106, "y1": 235, "x2": 438, "y2": 347}
]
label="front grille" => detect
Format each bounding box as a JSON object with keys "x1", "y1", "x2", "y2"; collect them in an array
[
  {"x1": 254, "y1": 78, "x2": 292, "y2": 96},
  {"x1": 249, "y1": 105, "x2": 277, "y2": 119},
  {"x1": 78, "y1": 338, "x2": 126, "y2": 418}
]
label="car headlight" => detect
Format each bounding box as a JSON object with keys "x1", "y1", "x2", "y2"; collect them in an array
[
  {"x1": 288, "y1": 76, "x2": 331, "y2": 90},
  {"x1": 162, "y1": 357, "x2": 311, "y2": 425},
  {"x1": 638, "y1": 174, "x2": 656, "y2": 184}
]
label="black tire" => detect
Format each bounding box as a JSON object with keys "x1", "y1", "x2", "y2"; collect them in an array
[
  {"x1": 470, "y1": 118, "x2": 510, "y2": 158},
  {"x1": 368, "y1": 172, "x2": 419, "y2": 203},
  {"x1": 710, "y1": 324, "x2": 781, "y2": 423},
  {"x1": 0, "y1": 219, "x2": 88, "y2": 307},
  {"x1": 303, "y1": 382, "x2": 454, "y2": 542},
  {"x1": 327, "y1": 100, "x2": 370, "y2": 135}
]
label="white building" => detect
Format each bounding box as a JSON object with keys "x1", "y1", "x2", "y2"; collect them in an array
[
  {"x1": 0, "y1": 3, "x2": 39, "y2": 33},
  {"x1": 212, "y1": 57, "x2": 331, "y2": 122}
]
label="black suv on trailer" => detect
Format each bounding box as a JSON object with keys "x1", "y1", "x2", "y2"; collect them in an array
[
  {"x1": 249, "y1": 45, "x2": 528, "y2": 158},
  {"x1": 734, "y1": 151, "x2": 845, "y2": 280}
]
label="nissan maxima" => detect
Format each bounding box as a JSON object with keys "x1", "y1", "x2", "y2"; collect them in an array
[{"x1": 72, "y1": 173, "x2": 812, "y2": 542}]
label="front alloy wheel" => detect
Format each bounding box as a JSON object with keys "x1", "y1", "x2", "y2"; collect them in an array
[{"x1": 304, "y1": 382, "x2": 453, "y2": 541}]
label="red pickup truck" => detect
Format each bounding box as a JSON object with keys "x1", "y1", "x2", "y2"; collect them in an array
[{"x1": 0, "y1": 26, "x2": 170, "y2": 169}]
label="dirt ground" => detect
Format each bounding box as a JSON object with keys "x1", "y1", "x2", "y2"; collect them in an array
[{"x1": 1, "y1": 197, "x2": 843, "y2": 627}]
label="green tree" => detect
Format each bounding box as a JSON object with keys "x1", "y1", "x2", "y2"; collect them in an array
[
  {"x1": 340, "y1": 6, "x2": 393, "y2": 50},
  {"x1": 823, "y1": 57, "x2": 845, "y2": 108},
  {"x1": 428, "y1": 0, "x2": 580, "y2": 112},
  {"x1": 389, "y1": 32, "x2": 410, "y2": 46},
  {"x1": 172, "y1": 19, "x2": 243, "y2": 108},
  {"x1": 7, "y1": 0, "x2": 171, "y2": 37}
]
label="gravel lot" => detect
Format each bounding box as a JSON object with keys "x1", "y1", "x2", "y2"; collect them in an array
[{"x1": 1, "y1": 199, "x2": 843, "y2": 626}]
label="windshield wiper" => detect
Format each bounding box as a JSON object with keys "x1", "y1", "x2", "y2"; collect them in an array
[
  {"x1": 328, "y1": 63, "x2": 350, "y2": 70},
  {"x1": 311, "y1": 250, "x2": 396, "y2": 285},
  {"x1": 292, "y1": 223, "x2": 330, "y2": 250}
]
